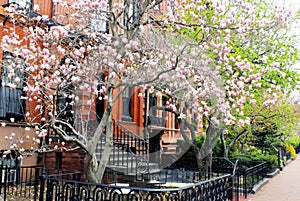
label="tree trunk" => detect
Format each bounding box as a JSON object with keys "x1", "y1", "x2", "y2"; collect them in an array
[
  {"x1": 220, "y1": 133, "x2": 229, "y2": 158},
  {"x1": 205, "y1": 152, "x2": 212, "y2": 173},
  {"x1": 223, "y1": 129, "x2": 247, "y2": 158},
  {"x1": 94, "y1": 111, "x2": 113, "y2": 183},
  {"x1": 84, "y1": 153, "x2": 97, "y2": 182},
  {"x1": 191, "y1": 144, "x2": 204, "y2": 171},
  {"x1": 84, "y1": 87, "x2": 114, "y2": 183}
]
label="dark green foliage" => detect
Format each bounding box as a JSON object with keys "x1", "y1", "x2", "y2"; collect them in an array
[
  {"x1": 286, "y1": 136, "x2": 300, "y2": 149},
  {"x1": 195, "y1": 135, "x2": 223, "y2": 157},
  {"x1": 230, "y1": 151, "x2": 278, "y2": 171}
]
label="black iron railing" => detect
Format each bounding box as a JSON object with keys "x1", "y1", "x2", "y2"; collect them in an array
[
  {"x1": 211, "y1": 159, "x2": 268, "y2": 200},
  {"x1": 0, "y1": 165, "x2": 81, "y2": 201},
  {"x1": 94, "y1": 120, "x2": 149, "y2": 175},
  {"x1": 146, "y1": 168, "x2": 228, "y2": 184},
  {"x1": 236, "y1": 162, "x2": 267, "y2": 199},
  {"x1": 113, "y1": 121, "x2": 148, "y2": 155},
  {"x1": 0, "y1": 165, "x2": 234, "y2": 201},
  {"x1": 42, "y1": 174, "x2": 233, "y2": 201},
  {"x1": 109, "y1": 142, "x2": 149, "y2": 176},
  {"x1": 281, "y1": 149, "x2": 292, "y2": 163}
]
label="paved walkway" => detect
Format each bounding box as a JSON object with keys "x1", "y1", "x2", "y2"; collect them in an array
[{"x1": 247, "y1": 156, "x2": 300, "y2": 201}]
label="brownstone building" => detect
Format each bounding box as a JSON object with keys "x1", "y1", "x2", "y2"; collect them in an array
[{"x1": 0, "y1": 0, "x2": 189, "y2": 180}]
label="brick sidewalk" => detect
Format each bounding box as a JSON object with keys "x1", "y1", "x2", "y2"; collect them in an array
[{"x1": 246, "y1": 156, "x2": 300, "y2": 201}]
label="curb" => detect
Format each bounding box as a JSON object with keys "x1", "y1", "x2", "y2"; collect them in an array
[
  {"x1": 284, "y1": 159, "x2": 293, "y2": 166},
  {"x1": 251, "y1": 178, "x2": 269, "y2": 194},
  {"x1": 265, "y1": 168, "x2": 280, "y2": 178}
]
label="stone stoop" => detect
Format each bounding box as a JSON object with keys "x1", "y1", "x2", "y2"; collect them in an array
[{"x1": 96, "y1": 137, "x2": 160, "y2": 181}]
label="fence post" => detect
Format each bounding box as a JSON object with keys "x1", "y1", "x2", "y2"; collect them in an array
[
  {"x1": 39, "y1": 167, "x2": 46, "y2": 201},
  {"x1": 236, "y1": 172, "x2": 240, "y2": 201},
  {"x1": 244, "y1": 170, "x2": 247, "y2": 199},
  {"x1": 3, "y1": 167, "x2": 7, "y2": 201},
  {"x1": 227, "y1": 175, "x2": 234, "y2": 201},
  {"x1": 278, "y1": 149, "x2": 282, "y2": 170},
  {"x1": 34, "y1": 168, "x2": 40, "y2": 201}
]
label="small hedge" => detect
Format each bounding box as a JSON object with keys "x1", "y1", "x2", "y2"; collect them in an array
[{"x1": 230, "y1": 151, "x2": 278, "y2": 171}]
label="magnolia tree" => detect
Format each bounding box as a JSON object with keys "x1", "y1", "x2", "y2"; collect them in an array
[
  {"x1": 1, "y1": 0, "x2": 299, "y2": 181},
  {"x1": 152, "y1": 0, "x2": 300, "y2": 167},
  {"x1": 1, "y1": 0, "x2": 228, "y2": 182}
]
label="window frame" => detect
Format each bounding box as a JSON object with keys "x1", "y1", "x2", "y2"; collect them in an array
[
  {"x1": 121, "y1": 87, "x2": 132, "y2": 121},
  {"x1": 89, "y1": 2, "x2": 108, "y2": 33},
  {"x1": 8, "y1": 0, "x2": 32, "y2": 9},
  {"x1": 123, "y1": 0, "x2": 138, "y2": 27},
  {"x1": 0, "y1": 51, "x2": 26, "y2": 121}
]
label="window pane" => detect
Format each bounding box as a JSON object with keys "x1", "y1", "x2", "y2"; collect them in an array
[
  {"x1": 122, "y1": 87, "x2": 132, "y2": 121},
  {"x1": 90, "y1": 2, "x2": 108, "y2": 33},
  {"x1": 124, "y1": 0, "x2": 136, "y2": 25},
  {"x1": 8, "y1": 0, "x2": 32, "y2": 9},
  {"x1": 0, "y1": 52, "x2": 26, "y2": 120}
]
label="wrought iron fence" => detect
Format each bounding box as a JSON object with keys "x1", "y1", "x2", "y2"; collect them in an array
[
  {"x1": 235, "y1": 162, "x2": 267, "y2": 199},
  {"x1": 0, "y1": 165, "x2": 43, "y2": 201},
  {"x1": 0, "y1": 161, "x2": 269, "y2": 201},
  {"x1": 211, "y1": 158, "x2": 268, "y2": 200},
  {"x1": 0, "y1": 165, "x2": 81, "y2": 201},
  {"x1": 42, "y1": 174, "x2": 233, "y2": 201},
  {"x1": 280, "y1": 149, "x2": 292, "y2": 165},
  {"x1": 0, "y1": 165, "x2": 233, "y2": 201},
  {"x1": 145, "y1": 168, "x2": 227, "y2": 184},
  {"x1": 295, "y1": 144, "x2": 300, "y2": 154}
]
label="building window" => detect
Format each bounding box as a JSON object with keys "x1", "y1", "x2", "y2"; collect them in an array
[
  {"x1": 56, "y1": 85, "x2": 74, "y2": 133},
  {"x1": 8, "y1": 0, "x2": 32, "y2": 9},
  {"x1": 55, "y1": 152, "x2": 62, "y2": 169},
  {"x1": 0, "y1": 52, "x2": 26, "y2": 121},
  {"x1": 96, "y1": 83, "x2": 105, "y2": 122},
  {"x1": 55, "y1": 57, "x2": 75, "y2": 133},
  {"x1": 122, "y1": 87, "x2": 132, "y2": 121},
  {"x1": 124, "y1": 0, "x2": 137, "y2": 26},
  {"x1": 167, "y1": 0, "x2": 175, "y2": 16},
  {"x1": 0, "y1": 151, "x2": 19, "y2": 183},
  {"x1": 89, "y1": 2, "x2": 108, "y2": 33},
  {"x1": 149, "y1": 94, "x2": 157, "y2": 116},
  {"x1": 147, "y1": 93, "x2": 165, "y2": 127}
]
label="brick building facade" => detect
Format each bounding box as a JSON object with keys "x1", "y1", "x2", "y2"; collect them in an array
[{"x1": 0, "y1": 0, "x2": 188, "y2": 179}]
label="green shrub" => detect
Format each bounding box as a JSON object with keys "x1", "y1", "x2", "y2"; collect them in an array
[
  {"x1": 195, "y1": 135, "x2": 223, "y2": 157},
  {"x1": 230, "y1": 151, "x2": 278, "y2": 170},
  {"x1": 286, "y1": 136, "x2": 300, "y2": 149}
]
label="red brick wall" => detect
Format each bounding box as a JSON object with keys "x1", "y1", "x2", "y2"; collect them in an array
[
  {"x1": 43, "y1": 145, "x2": 86, "y2": 180},
  {"x1": 0, "y1": 0, "x2": 181, "y2": 176},
  {"x1": 0, "y1": 0, "x2": 68, "y2": 19}
]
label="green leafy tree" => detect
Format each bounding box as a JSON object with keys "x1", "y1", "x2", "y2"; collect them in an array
[
  {"x1": 155, "y1": 0, "x2": 300, "y2": 169},
  {"x1": 226, "y1": 94, "x2": 299, "y2": 156}
]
